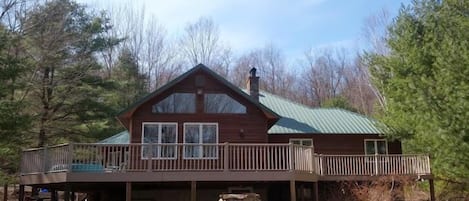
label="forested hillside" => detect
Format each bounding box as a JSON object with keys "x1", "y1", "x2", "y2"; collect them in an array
[{"x1": 0, "y1": 0, "x2": 467, "y2": 199}]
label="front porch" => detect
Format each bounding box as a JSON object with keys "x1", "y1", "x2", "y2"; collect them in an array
[
  {"x1": 21, "y1": 143, "x2": 432, "y2": 182},
  {"x1": 19, "y1": 143, "x2": 433, "y2": 201}
]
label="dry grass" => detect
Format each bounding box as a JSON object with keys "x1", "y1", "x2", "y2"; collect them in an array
[{"x1": 346, "y1": 176, "x2": 430, "y2": 201}]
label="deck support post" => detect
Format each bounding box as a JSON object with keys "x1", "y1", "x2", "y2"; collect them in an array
[
  {"x1": 18, "y1": 185, "x2": 24, "y2": 201},
  {"x1": 429, "y1": 179, "x2": 435, "y2": 201},
  {"x1": 126, "y1": 182, "x2": 132, "y2": 201},
  {"x1": 313, "y1": 182, "x2": 319, "y2": 201},
  {"x1": 50, "y1": 188, "x2": 57, "y2": 201},
  {"x1": 290, "y1": 180, "x2": 296, "y2": 201},
  {"x1": 3, "y1": 184, "x2": 7, "y2": 201},
  {"x1": 190, "y1": 181, "x2": 197, "y2": 201},
  {"x1": 64, "y1": 185, "x2": 71, "y2": 201},
  {"x1": 31, "y1": 187, "x2": 38, "y2": 199}
]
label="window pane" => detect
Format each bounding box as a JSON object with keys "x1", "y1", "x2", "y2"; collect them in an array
[
  {"x1": 377, "y1": 141, "x2": 387, "y2": 154},
  {"x1": 204, "y1": 93, "x2": 246, "y2": 113},
  {"x1": 290, "y1": 140, "x2": 301, "y2": 145},
  {"x1": 160, "y1": 124, "x2": 177, "y2": 158},
  {"x1": 202, "y1": 125, "x2": 217, "y2": 143},
  {"x1": 185, "y1": 125, "x2": 200, "y2": 143},
  {"x1": 161, "y1": 125, "x2": 176, "y2": 143},
  {"x1": 143, "y1": 124, "x2": 158, "y2": 158},
  {"x1": 143, "y1": 125, "x2": 159, "y2": 143},
  {"x1": 302, "y1": 140, "x2": 312, "y2": 146},
  {"x1": 202, "y1": 125, "x2": 217, "y2": 157},
  {"x1": 365, "y1": 141, "x2": 376, "y2": 155},
  {"x1": 185, "y1": 125, "x2": 200, "y2": 157},
  {"x1": 153, "y1": 93, "x2": 196, "y2": 113}
]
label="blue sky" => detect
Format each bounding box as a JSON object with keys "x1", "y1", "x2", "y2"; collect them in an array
[{"x1": 79, "y1": 0, "x2": 411, "y2": 59}]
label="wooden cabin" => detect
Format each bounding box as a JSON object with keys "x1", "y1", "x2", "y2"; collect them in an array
[{"x1": 19, "y1": 64, "x2": 433, "y2": 201}]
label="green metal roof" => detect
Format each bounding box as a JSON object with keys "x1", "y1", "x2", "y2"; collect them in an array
[
  {"x1": 258, "y1": 91, "x2": 382, "y2": 134},
  {"x1": 98, "y1": 130, "x2": 129, "y2": 144}
]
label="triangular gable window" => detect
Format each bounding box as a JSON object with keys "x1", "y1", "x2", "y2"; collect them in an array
[
  {"x1": 152, "y1": 93, "x2": 196, "y2": 113},
  {"x1": 204, "y1": 93, "x2": 246, "y2": 114}
]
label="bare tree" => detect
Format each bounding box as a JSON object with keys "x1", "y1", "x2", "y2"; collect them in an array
[
  {"x1": 96, "y1": 10, "x2": 121, "y2": 78},
  {"x1": 1, "y1": 0, "x2": 36, "y2": 32},
  {"x1": 233, "y1": 44, "x2": 296, "y2": 99},
  {"x1": 341, "y1": 55, "x2": 378, "y2": 115},
  {"x1": 179, "y1": 17, "x2": 232, "y2": 76},
  {"x1": 0, "y1": 0, "x2": 16, "y2": 20},
  {"x1": 101, "y1": 4, "x2": 182, "y2": 90},
  {"x1": 359, "y1": 8, "x2": 393, "y2": 110},
  {"x1": 362, "y1": 8, "x2": 392, "y2": 56},
  {"x1": 179, "y1": 17, "x2": 219, "y2": 66},
  {"x1": 299, "y1": 47, "x2": 348, "y2": 106},
  {"x1": 231, "y1": 52, "x2": 257, "y2": 88},
  {"x1": 143, "y1": 16, "x2": 182, "y2": 90}
]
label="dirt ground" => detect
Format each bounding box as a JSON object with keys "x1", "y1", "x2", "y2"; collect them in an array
[
  {"x1": 0, "y1": 185, "x2": 18, "y2": 201},
  {"x1": 0, "y1": 185, "x2": 36, "y2": 201}
]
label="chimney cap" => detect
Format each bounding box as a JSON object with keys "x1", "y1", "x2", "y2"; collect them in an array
[{"x1": 249, "y1": 67, "x2": 257, "y2": 77}]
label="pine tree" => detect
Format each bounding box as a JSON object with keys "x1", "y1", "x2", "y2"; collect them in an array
[
  {"x1": 0, "y1": 24, "x2": 30, "y2": 183},
  {"x1": 368, "y1": 0, "x2": 469, "y2": 197},
  {"x1": 112, "y1": 48, "x2": 148, "y2": 109},
  {"x1": 23, "y1": 0, "x2": 121, "y2": 146}
]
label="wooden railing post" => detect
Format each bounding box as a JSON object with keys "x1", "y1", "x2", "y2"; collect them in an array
[
  {"x1": 427, "y1": 154, "x2": 431, "y2": 174},
  {"x1": 43, "y1": 146, "x2": 48, "y2": 173},
  {"x1": 289, "y1": 143, "x2": 294, "y2": 171},
  {"x1": 67, "y1": 143, "x2": 74, "y2": 172},
  {"x1": 318, "y1": 154, "x2": 323, "y2": 175},
  {"x1": 147, "y1": 143, "x2": 152, "y2": 172},
  {"x1": 309, "y1": 147, "x2": 314, "y2": 173},
  {"x1": 374, "y1": 153, "x2": 379, "y2": 175},
  {"x1": 224, "y1": 142, "x2": 229, "y2": 172}
]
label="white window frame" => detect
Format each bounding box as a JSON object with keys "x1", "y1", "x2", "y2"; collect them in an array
[
  {"x1": 141, "y1": 122, "x2": 178, "y2": 159},
  {"x1": 289, "y1": 138, "x2": 314, "y2": 147},
  {"x1": 364, "y1": 139, "x2": 388, "y2": 155},
  {"x1": 183, "y1": 122, "x2": 219, "y2": 159}
]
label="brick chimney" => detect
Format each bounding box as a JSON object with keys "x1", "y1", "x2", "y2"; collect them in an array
[{"x1": 247, "y1": 67, "x2": 259, "y2": 101}]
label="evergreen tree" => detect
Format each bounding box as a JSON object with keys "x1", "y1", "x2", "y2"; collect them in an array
[
  {"x1": 112, "y1": 48, "x2": 148, "y2": 109},
  {"x1": 0, "y1": 24, "x2": 30, "y2": 183},
  {"x1": 368, "y1": 0, "x2": 469, "y2": 197},
  {"x1": 23, "y1": 0, "x2": 121, "y2": 146},
  {"x1": 322, "y1": 96, "x2": 359, "y2": 113}
]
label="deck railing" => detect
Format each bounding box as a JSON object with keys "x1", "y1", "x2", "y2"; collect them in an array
[
  {"x1": 20, "y1": 143, "x2": 430, "y2": 177},
  {"x1": 315, "y1": 154, "x2": 431, "y2": 176}
]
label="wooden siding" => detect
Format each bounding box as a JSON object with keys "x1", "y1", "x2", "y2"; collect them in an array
[
  {"x1": 131, "y1": 70, "x2": 270, "y2": 144},
  {"x1": 268, "y1": 134, "x2": 402, "y2": 154}
]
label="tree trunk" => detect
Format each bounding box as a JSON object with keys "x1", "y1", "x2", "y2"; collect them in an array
[
  {"x1": 39, "y1": 66, "x2": 52, "y2": 147},
  {"x1": 3, "y1": 184, "x2": 7, "y2": 201}
]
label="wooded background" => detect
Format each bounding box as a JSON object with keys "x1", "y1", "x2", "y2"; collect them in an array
[{"x1": 0, "y1": 0, "x2": 467, "y2": 199}]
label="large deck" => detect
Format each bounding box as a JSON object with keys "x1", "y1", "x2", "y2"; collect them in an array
[{"x1": 20, "y1": 143, "x2": 432, "y2": 185}]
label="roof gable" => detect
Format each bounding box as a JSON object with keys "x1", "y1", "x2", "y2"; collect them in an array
[{"x1": 117, "y1": 64, "x2": 280, "y2": 128}]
